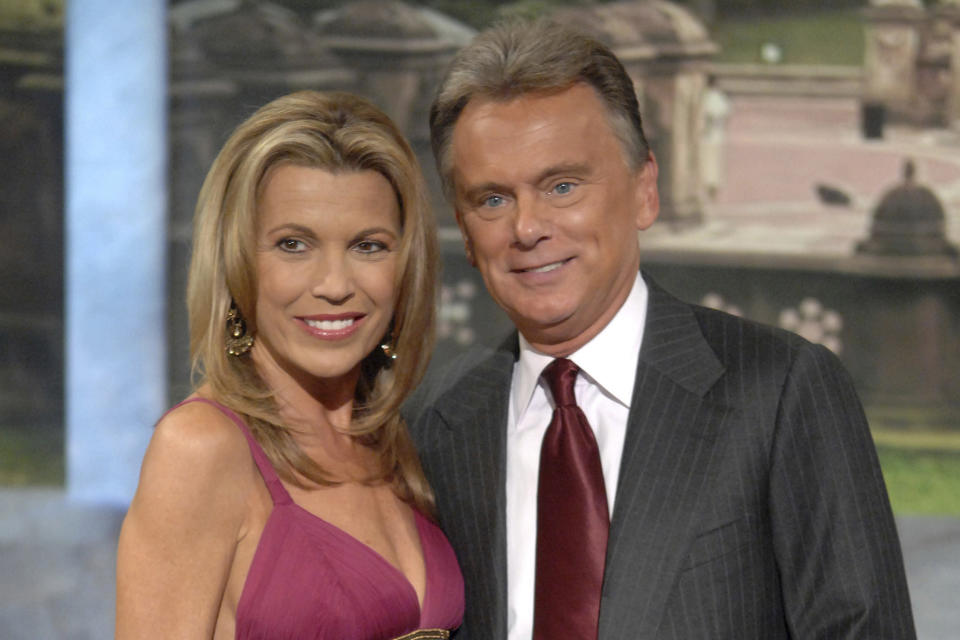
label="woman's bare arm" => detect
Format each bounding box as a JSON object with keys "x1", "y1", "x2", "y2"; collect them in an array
[{"x1": 116, "y1": 402, "x2": 253, "y2": 639}]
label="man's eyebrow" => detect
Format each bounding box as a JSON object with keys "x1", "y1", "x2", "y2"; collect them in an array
[
  {"x1": 460, "y1": 182, "x2": 511, "y2": 202},
  {"x1": 459, "y1": 163, "x2": 592, "y2": 201},
  {"x1": 532, "y1": 162, "x2": 591, "y2": 186}
]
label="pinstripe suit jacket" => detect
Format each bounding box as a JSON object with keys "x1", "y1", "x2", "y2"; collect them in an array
[{"x1": 407, "y1": 275, "x2": 915, "y2": 639}]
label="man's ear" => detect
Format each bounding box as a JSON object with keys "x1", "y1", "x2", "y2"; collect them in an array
[
  {"x1": 454, "y1": 209, "x2": 477, "y2": 267},
  {"x1": 634, "y1": 151, "x2": 660, "y2": 231}
]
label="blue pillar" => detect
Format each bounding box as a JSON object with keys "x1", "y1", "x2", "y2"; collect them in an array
[{"x1": 65, "y1": 0, "x2": 168, "y2": 504}]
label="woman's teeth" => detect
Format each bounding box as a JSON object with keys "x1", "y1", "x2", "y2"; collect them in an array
[{"x1": 305, "y1": 318, "x2": 355, "y2": 330}]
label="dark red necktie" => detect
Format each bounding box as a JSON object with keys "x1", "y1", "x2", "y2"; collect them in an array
[{"x1": 533, "y1": 358, "x2": 609, "y2": 640}]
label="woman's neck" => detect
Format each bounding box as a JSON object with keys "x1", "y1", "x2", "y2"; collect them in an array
[{"x1": 249, "y1": 344, "x2": 375, "y2": 476}]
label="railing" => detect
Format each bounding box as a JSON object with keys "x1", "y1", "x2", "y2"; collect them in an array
[{"x1": 711, "y1": 63, "x2": 864, "y2": 98}]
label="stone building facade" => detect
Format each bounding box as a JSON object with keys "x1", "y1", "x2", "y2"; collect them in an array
[{"x1": 864, "y1": 0, "x2": 960, "y2": 127}]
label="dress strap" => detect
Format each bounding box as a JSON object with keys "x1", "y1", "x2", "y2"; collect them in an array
[{"x1": 171, "y1": 397, "x2": 292, "y2": 506}]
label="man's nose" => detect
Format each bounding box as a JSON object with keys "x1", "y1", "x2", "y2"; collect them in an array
[
  {"x1": 310, "y1": 252, "x2": 355, "y2": 304},
  {"x1": 511, "y1": 191, "x2": 550, "y2": 248}
]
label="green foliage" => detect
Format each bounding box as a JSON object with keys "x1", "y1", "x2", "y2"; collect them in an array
[
  {"x1": 878, "y1": 447, "x2": 960, "y2": 516},
  {"x1": 700, "y1": 0, "x2": 863, "y2": 20},
  {"x1": 0, "y1": 0, "x2": 63, "y2": 30},
  {"x1": 872, "y1": 427, "x2": 960, "y2": 453},
  {"x1": 274, "y1": 0, "x2": 344, "y2": 16},
  {"x1": 249, "y1": 0, "x2": 613, "y2": 30},
  {"x1": 417, "y1": 0, "x2": 501, "y2": 28},
  {"x1": 419, "y1": 0, "x2": 595, "y2": 28},
  {"x1": 0, "y1": 427, "x2": 63, "y2": 486},
  {"x1": 495, "y1": 0, "x2": 564, "y2": 23},
  {"x1": 711, "y1": 9, "x2": 865, "y2": 66}
]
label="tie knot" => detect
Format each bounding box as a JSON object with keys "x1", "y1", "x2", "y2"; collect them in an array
[{"x1": 542, "y1": 358, "x2": 580, "y2": 407}]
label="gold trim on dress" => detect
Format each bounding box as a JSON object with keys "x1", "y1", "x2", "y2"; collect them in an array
[{"x1": 391, "y1": 629, "x2": 450, "y2": 640}]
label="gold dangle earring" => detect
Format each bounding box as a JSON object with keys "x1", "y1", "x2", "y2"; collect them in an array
[
  {"x1": 225, "y1": 302, "x2": 254, "y2": 356},
  {"x1": 380, "y1": 327, "x2": 397, "y2": 361}
]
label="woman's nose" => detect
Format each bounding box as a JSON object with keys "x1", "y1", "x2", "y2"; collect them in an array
[{"x1": 309, "y1": 253, "x2": 354, "y2": 304}]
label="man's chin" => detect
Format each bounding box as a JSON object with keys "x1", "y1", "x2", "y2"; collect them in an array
[{"x1": 513, "y1": 314, "x2": 584, "y2": 349}]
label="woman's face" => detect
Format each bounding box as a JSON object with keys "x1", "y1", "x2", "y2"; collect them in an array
[{"x1": 251, "y1": 164, "x2": 401, "y2": 391}]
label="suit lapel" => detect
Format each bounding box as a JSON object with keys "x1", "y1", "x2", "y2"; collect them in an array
[
  {"x1": 430, "y1": 338, "x2": 516, "y2": 638},
  {"x1": 424, "y1": 280, "x2": 733, "y2": 638},
  {"x1": 599, "y1": 278, "x2": 735, "y2": 638}
]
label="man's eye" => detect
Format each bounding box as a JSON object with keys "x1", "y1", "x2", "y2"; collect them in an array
[
  {"x1": 278, "y1": 238, "x2": 306, "y2": 252},
  {"x1": 482, "y1": 194, "x2": 505, "y2": 208},
  {"x1": 354, "y1": 240, "x2": 387, "y2": 254},
  {"x1": 552, "y1": 182, "x2": 575, "y2": 195}
]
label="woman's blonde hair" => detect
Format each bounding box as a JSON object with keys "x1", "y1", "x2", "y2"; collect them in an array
[{"x1": 187, "y1": 91, "x2": 438, "y2": 514}]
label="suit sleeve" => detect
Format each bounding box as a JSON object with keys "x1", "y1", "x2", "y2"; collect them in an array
[{"x1": 767, "y1": 342, "x2": 915, "y2": 639}]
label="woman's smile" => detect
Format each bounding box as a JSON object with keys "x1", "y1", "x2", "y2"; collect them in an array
[{"x1": 297, "y1": 313, "x2": 366, "y2": 339}]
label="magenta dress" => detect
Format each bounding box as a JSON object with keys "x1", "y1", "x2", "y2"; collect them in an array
[{"x1": 177, "y1": 398, "x2": 464, "y2": 640}]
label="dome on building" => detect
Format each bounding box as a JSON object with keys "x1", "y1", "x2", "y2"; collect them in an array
[
  {"x1": 313, "y1": 0, "x2": 468, "y2": 59},
  {"x1": 315, "y1": 0, "x2": 433, "y2": 40},
  {"x1": 552, "y1": 0, "x2": 716, "y2": 61},
  {"x1": 169, "y1": 0, "x2": 336, "y2": 73},
  {"x1": 857, "y1": 160, "x2": 958, "y2": 256}
]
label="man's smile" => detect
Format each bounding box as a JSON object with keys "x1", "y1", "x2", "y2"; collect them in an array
[{"x1": 512, "y1": 257, "x2": 573, "y2": 274}]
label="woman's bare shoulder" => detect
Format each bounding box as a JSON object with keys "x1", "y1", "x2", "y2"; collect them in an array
[
  {"x1": 117, "y1": 393, "x2": 256, "y2": 637},
  {"x1": 122, "y1": 391, "x2": 258, "y2": 561},
  {"x1": 132, "y1": 393, "x2": 258, "y2": 521},
  {"x1": 151, "y1": 395, "x2": 251, "y2": 470}
]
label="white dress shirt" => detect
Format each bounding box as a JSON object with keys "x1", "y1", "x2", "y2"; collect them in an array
[{"x1": 505, "y1": 273, "x2": 649, "y2": 640}]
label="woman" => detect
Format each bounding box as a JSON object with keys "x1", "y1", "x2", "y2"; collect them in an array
[{"x1": 117, "y1": 91, "x2": 463, "y2": 639}]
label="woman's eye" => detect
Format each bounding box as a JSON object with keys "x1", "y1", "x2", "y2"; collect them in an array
[
  {"x1": 278, "y1": 238, "x2": 306, "y2": 252},
  {"x1": 354, "y1": 240, "x2": 387, "y2": 254}
]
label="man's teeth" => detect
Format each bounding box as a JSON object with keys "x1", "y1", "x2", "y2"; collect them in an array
[
  {"x1": 526, "y1": 261, "x2": 564, "y2": 273},
  {"x1": 305, "y1": 318, "x2": 355, "y2": 331}
]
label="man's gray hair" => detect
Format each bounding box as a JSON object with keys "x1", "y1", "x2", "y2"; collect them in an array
[{"x1": 429, "y1": 19, "x2": 651, "y2": 200}]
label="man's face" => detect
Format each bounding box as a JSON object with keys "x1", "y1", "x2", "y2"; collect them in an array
[{"x1": 451, "y1": 83, "x2": 659, "y2": 356}]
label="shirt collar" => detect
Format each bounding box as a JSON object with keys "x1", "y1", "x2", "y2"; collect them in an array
[{"x1": 511, "y1": 272, "x2": 648, "y2": 422}]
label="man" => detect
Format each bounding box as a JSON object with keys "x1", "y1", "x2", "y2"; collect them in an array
[{"x1": 408, "y1": 20, "x2": 915, "y2": 639}]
